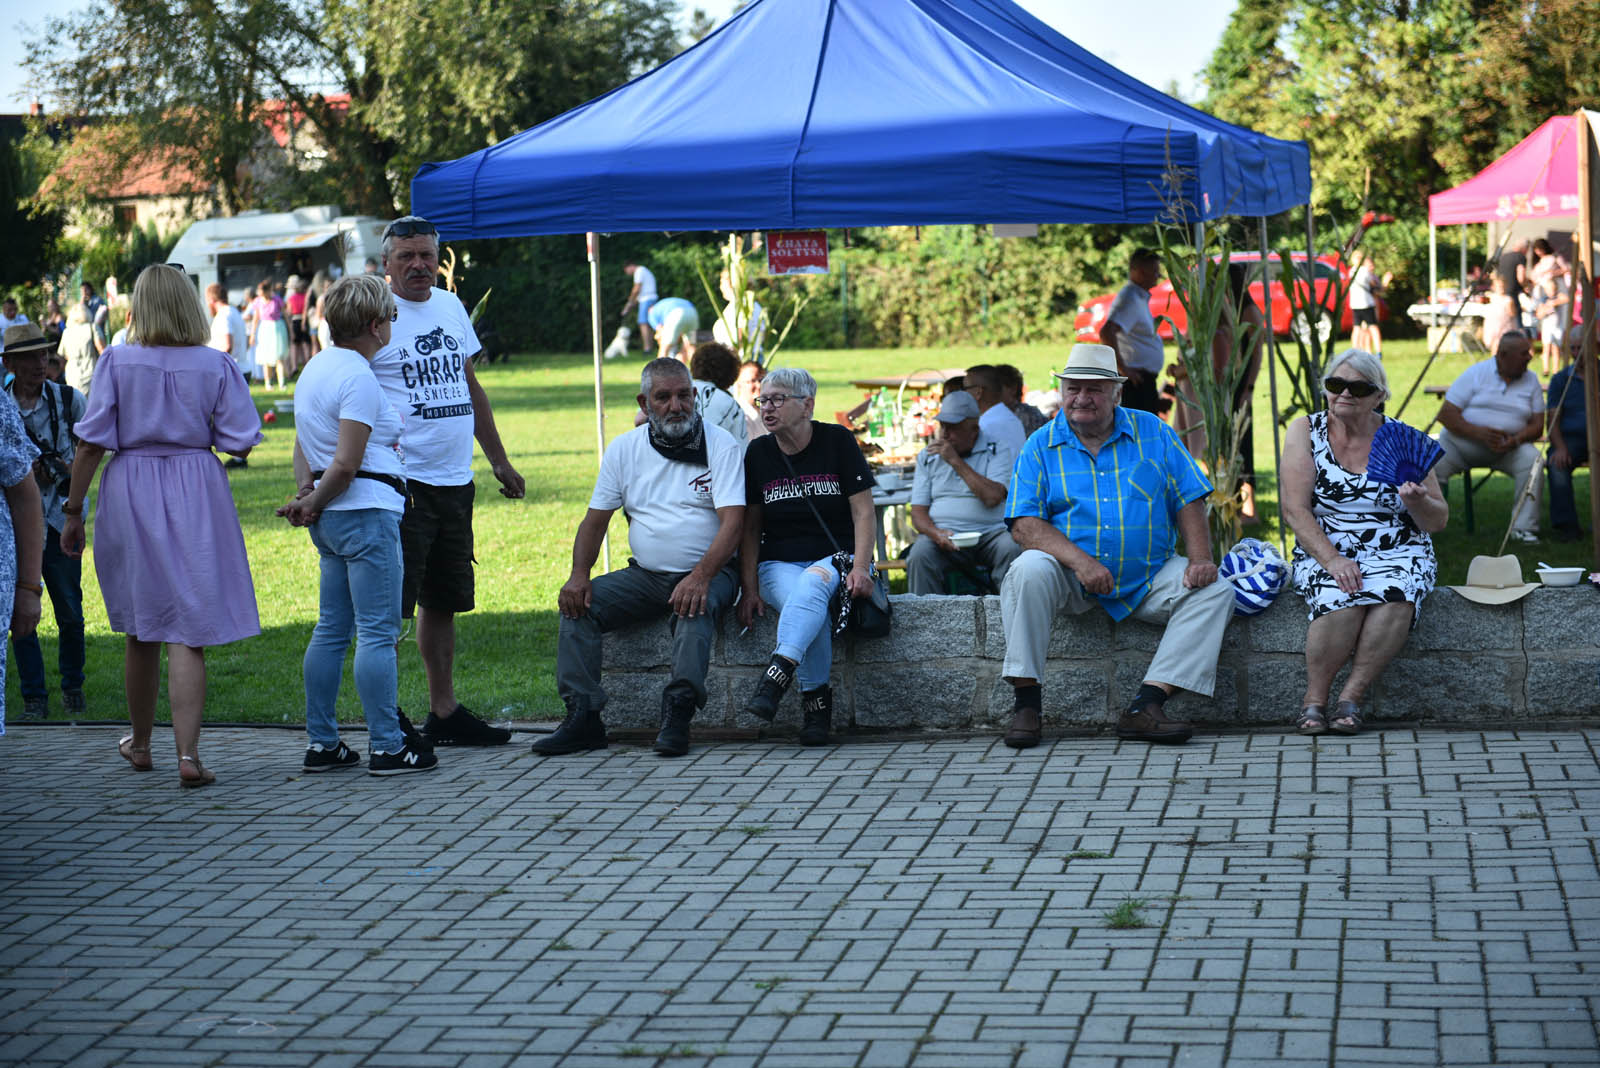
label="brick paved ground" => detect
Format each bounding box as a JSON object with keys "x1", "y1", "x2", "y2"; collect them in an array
[{"x1": 1, "y1": 725, "x2": 1597, "y2": 1067}]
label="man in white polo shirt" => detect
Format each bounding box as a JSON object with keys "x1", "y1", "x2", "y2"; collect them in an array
[
  {"x1": 543, "y1": 358, "x2": 745, "y2": 758},
  {"x1": 372, "y1": 215, "x2": 526, "y2": 748},
  {"x1": 1098, "y1": 248, "x2": 1166, "y2": 413},
  {"x1": 906, "y1": 390, "x2": 1021, "y2": 594},
  {"x1": 1433, "y1": 330, "x2": 1545, "y2": 542}
]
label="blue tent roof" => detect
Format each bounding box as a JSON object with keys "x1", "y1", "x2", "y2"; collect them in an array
[{"x1": 411, "y1": 0, "x2": 1310, "y2": 238}]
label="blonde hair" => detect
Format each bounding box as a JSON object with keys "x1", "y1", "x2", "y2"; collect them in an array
[
  {"x1": 130, "y1": 264, "x2": 209, "y2": 346},
  {"x1": 322, "y1": 274, "x2": 395, "y2": 344}
]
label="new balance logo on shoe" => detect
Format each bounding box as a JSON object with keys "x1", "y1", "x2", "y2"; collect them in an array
[{"x1": 368, "y1": 743, "x2": 440, "y2": 776}]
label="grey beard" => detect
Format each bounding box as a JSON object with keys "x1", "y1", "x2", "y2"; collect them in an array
[{"x1": 648, "y1": 410, "x2": 698, "y2": 442}]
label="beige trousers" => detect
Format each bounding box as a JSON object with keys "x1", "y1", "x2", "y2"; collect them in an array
[{"x1": 1000, "y1": 550, "x2": 1235, "y2": 697}]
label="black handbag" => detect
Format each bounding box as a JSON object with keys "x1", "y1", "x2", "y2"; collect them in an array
[{"x1": 775, "y1": 446, "x2": 892, "y2": 638}]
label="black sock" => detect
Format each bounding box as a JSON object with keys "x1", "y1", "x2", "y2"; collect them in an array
[
  {"x1": 1014, "y1": 683, "x2": 1042, "y2": 709},
  {"x1": 1131, "y1": 684, "x2": 1167, "y2": 711}
]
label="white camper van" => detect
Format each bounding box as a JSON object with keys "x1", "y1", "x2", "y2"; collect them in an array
[{"x1": 166, "y1": 205, "x2": 388, "y2": 306}]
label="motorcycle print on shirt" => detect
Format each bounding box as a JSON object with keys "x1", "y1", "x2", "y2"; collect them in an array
[{"x1": 396, "y1": 327, "x2": 472, "y2": 420}]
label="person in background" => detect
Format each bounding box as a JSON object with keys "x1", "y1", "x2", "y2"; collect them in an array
[
  {"x1": 0, "y1": 298, "x2": 30, "y2": 343},
  {"x1": 1098, "y1": 248, "x2": 1166, "y2": 413},
  {"x1": 61, "y1": 264, "x2": 262, "y2": 787},
  {"x1": 962, "y1": 363, "x2": 1026, "y2": 459},
  {"x1": 1481, "y1": 273, "x2": 1518, "y2": 356},
  {"x1": 738, "y1": 367, "x2": 877, "y2": 747},
  {"x1": 79, "y1": 282, "x2": 108, "y2": 355},
  {"x1": 247, "y1": 280, "x2": 290, "y2": 391},
  {"x1": 42, "y1": 300, "x2": 65, "y2": 347},
  {"x1": 1530, "y1": 241, "x2": 1570, "y2": 375},
  {"x1": 363, "y1": 258, "x2": 382, "y2": 276},
  {"x1": 648, "y1": 296, "x2": 700, "y2": 361},
  {"x1": 906, "y1": 390, "x2": 1021, "y2": 595},
  {"x1": 206, "y1": 284, "x2": 252, "y2": 470},
  {"x1": 3, "y1": 324, "x2": 80, "y2": 723},
  {"x1": 1546, "y1": 324, "x2": 1590, "y2": 542},
  {"x1": 1280, "y1": 349, "x2": 1445, "y2": 735},
  {"x1": 1433, "y1": 330, "x2": 1544, "y2": 543},
  {"x1": 542, "y1": 358, "x2": 744, "y2": 759},
  {"x1": 58, "y1": 304, "x2": 98, "y2": 396},
  {"x1": 307, "y1": 270, "x2": 332, "y2": 355},
  {"x1": 996, "y1": 363, "x2": 1049, "y2": 438},
  {"x1": 621, "y1": 261, "x2": 659, "y2": 355},
  {"x1": 1347, "y1": 249, "x2": 1390, "y2": 357},
  {"x1": 688, "y1": 341, "x2": 748, "y2": 449},
  {"x1": 286, "y1": 275, "x2": 313, "y2": 372},
  {"x1": 734, "y1": 360, "x2": 766, "y2": 442},
  {"x1": 280, "y1": 274, "x2": 435, "y2": 776},
  {"x1": 374, "y1": 215, "x2": 525, "y2": 748}
]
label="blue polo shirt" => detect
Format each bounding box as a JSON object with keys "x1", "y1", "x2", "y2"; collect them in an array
[
  {"x1": 1005, "y1": 406, "x2": 1211, "y2": 619},
  {"x1": 1547, "y1": 366, "x2": 1587, "y2": 444}
]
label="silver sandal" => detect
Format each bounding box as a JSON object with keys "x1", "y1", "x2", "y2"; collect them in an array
[{"x1": 1296, "y1": 705, "x2": 1327, "y2": 734}]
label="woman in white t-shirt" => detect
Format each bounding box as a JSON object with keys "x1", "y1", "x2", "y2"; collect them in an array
[{"x1": 278, "y1": 274, "x2": 436, "y2": 777}]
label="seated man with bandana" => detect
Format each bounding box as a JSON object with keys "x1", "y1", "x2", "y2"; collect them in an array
[{"x1": 542, "y1": 358, "x2": 745, "y2": 759}]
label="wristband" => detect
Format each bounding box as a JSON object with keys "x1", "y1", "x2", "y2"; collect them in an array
[{"x1": 16, "y1": 581, "x2": 41, "y2": 595}]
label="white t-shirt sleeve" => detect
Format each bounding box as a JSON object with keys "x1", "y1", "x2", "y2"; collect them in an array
[
  {"x1": 590, "y1": 436, "x2": 627, "y2": 511},
  {"x1": 706, "y1": 426, "x2": 746, "y2": 509},
  {"x1": 1442, "y1": 364, "x2": 1481, "y2": 411},
  {"x1": 910, "y1": 456, "x2": 932, "y2": 508},
  {"x1": 337, "y1": 369, "x2": 385, "y2": 428},
  {"x1": 455, "y1": 296, "x2": 483, "y2": 357}
]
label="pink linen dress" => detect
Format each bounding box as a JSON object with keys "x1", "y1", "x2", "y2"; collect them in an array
[{"x1": 75, "y1": 344, "x2": 265, "y2": 646}]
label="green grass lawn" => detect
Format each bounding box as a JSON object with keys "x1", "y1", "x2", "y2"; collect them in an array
[{"x1": 19, "y1": 336, "x2": 1591, "y2": 728}]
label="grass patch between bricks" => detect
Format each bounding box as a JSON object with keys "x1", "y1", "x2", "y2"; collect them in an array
[{"x1": 1102, "y1": 897, "x2": 1150, "y2": 929}]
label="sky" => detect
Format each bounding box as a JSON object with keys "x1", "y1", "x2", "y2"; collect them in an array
[{"x1": 0, "y1": 0, "x2": 1234, "y2": 112}]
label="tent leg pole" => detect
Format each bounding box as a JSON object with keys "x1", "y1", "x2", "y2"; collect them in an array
[
  {"x1": 1428, "y1": 224, "x2": 1437, "y2": 325},
  {"x1": 1260, "y1": 216, "x2": 1286, "y2": 559},
  {"x1": 1305, "y1": 205, "x2": 1320, "y2": 372},
  {"x1": 1459, "y1": 225, "x2": 1467, "y2": 291},
  {"x1": 587, "y1": 231, "x2": 609, "y2": 573},
  {"x1": 1193, "y1": 222, "x2": 1206, "y2": 295}
]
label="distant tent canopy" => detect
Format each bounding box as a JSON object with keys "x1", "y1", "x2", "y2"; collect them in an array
[
  {"x1": 1429, "y1": 116, "x2": 1581, "y2": 227},
  {"x1": 411, "y1": 0, "x2": 1311, "y2": 237}
]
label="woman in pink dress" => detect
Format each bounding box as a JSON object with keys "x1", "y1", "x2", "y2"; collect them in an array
[{"x1": 62, "y1": 264, "x2": 264, "y2": 788}]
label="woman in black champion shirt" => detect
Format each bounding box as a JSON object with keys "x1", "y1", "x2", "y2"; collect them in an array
[{"x1": 738, "y1": 367, "x2": 876, "y2": 745}]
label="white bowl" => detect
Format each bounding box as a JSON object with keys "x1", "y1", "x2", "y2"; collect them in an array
[
  {"x1": 1536, "y1": 566, "x2": 1585, "y2": 587},
  {"x1": 950, "y1": 531, "x2": 982, "y2": 549},
  {"x1": 273, "y1": 399, "x2": 296, "y2": 414}
]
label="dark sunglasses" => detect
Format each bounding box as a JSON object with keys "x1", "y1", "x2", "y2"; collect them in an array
[
  {"x1": 383, "y1": 218, "x2": 437, "y2": 239},
  {"x1": 1324, "y1": 376, "x2": 1379, "y2": 398}
]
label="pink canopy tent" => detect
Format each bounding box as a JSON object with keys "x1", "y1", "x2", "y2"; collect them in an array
[{"x1": 1429, "y1": 115, "x2": 1580, "y2": 225}]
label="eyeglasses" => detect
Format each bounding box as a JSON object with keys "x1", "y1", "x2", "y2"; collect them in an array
[
  {"x1": 1323, "y1": 376, "x2": 1380, "y2": 398},
  {"x1": 755, "y1": 394, "x2": 797, "y2": 409},
  {"x1": 383, "y1": 217, "x2": 437, "y2": 240}
]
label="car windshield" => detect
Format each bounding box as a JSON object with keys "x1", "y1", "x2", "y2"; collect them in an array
[{"x1": 1246, "y1": 259, "x2": 1339, "y2": 285}]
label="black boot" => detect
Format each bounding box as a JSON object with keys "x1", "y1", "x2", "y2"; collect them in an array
[
  {"x1": 744, "y1": 654, "x2": 797, "y2": 723},
  {"x1": 530, "y1": 702, "x2": 606, "y2": 755},
  {"x1": 653, "y1": 693, "x2": 695, "y2": 757},
  {"x1": 799, "y1": 686, "x2": 833, "y2": 747}
]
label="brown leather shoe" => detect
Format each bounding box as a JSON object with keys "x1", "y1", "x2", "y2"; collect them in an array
[
  {"x1": 1117, "y1": 702, "x2": 1193, "y2": 744},
  {"x1": 1003, "y1": 705, "x2": 1042, "y2": 749}
]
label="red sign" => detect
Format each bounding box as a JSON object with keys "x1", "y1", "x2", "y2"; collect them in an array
[{"x1": 766, "y1": 230, "x2": 830, "y2": 276}]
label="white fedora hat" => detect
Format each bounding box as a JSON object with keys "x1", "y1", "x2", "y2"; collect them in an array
[
  {"x1": 1053, "y1": 343, "x2": 1127, "y2": 383},
  {"x1": 1449, "y1": 554, "x2": 1540, "y2": 605}
]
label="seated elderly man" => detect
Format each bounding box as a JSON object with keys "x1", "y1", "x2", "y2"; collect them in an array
[
  {"x1": 1433, "y1": 330, "x2": 1544, "y2": 543},
  {"x1": 998, "y1": 343, "x2": 1234, "y2": 749},
  {"x1": 542, "y1": 358, "x2": 744, "y2": 758},
  {"x1": 906, "y1": 390, "x2": 1022, "y2": 594}
]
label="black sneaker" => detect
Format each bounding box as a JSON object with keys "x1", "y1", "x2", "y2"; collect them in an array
[
  {"x1": 20, "y1": 696, "x2": 47, "y2": 722},
  {"x1": 62, "y1": 690, "x2": 85, "y2": 717},
  {"x1": 395, "y1": 708, "x2": 434, "y2": 755},
  {"x1": 303, "y1": 740, "x2": 361, "y2": 772},
  {"x1": 368, "y1": 743, "x2": 439, "y2": 776},
  {"x1": 422, "y1": 704, "x2": 511, "y2": 747}
]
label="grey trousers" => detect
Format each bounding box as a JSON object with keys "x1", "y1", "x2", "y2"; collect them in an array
[
  {"x1": 556, "y1": 560, "x2": 739, "y2": 712},
  {"x1": 1000, "y1": 550, "x2": 1235, "y2": 697},
  {"x1": 906, "y1": 527, "x2": 1024, "y2": 594},
  {"x1": 1434, "y1": 429, "x2": 1541, "y2": 533}
]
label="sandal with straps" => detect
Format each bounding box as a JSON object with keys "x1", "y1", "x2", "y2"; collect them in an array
[
  {"x1": 178, "y1": 755, "x2": 216, "y2": 788},
  {"x1": 118, "y1": 736, "x2": 153, "y2": 771},
  {"x1": 1329, "y1": 701, "x2": 1364, "y2": 734},
  {"x1": 1296, "y1": 705, "x2": 1327, "y2": 735}
]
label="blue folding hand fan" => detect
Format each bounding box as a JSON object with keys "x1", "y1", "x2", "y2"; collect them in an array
[{"x1": 1366, "y1": 419, "x2": 1444, "y2": 486}]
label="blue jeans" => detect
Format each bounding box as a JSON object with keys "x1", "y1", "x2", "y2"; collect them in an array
[
  {"x1": 304, "y1": 508, "x2": 404, "y2": 753},
  {"x1": 11, "y1": 527, "x2": 85, "y2": 700},
  {"x1": 758, "y1": 557, "x2": 840, "y2": 691},
  {"x1": 1547, "y1": 451, "x2": 1585, "y2": 532}
]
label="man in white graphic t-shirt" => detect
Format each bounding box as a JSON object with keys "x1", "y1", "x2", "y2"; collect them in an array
[{"x1": 371, "y1": 215, "x2": 526, "y2": 749}]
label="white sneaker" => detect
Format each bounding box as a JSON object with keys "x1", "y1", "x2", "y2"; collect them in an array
[{"x1": 1508, "y1": 529, "x2": 1539, "y2": 544}]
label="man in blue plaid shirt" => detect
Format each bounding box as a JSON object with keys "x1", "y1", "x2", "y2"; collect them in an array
[{"x1": 998, "y1": 344, "x2": 1235, "y2": 749}]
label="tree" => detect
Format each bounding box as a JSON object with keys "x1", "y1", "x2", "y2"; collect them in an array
[
  {"x1": 0, "y1": 124, "x2": 65, "y2": 289},
  {"x1": 1462, "y1": 0, "x2": 1600, "y2": 159}
]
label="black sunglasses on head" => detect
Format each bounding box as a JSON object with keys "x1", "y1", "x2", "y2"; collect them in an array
[
  {"x1": 1324, "y1": 376, "x2": 1379, "y2": 398},
  {"x1": 383, "y1": 218, "x2": 437, "y2": 239}
]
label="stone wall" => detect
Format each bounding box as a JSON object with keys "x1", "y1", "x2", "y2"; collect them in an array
[{"x1": 599, "y1": 588, "x2": 1600, "y2": 733}]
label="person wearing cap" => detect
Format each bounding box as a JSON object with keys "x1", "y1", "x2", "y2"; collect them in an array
[
  {"x1": 370, "y1": 215, "x2": 525, "y2": 750},
  {"x1": 2, "y1": 323, "x2": 78, "y2": 722},
  {"x1": 1432, "y1": 330, "x2": 1544, "y2": 544},
  {"x1": 905, "y1": 389, "x2": 1021, "y2": 595},
  {"x1": 998, "y1": 343, "x2": 1232, "y2": 749}
]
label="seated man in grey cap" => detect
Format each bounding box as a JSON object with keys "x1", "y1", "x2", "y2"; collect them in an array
[
  {"x1": 905, "y1": 389, "x2": 1021, "y2": 594},
  {"x1": 998, "y1": 343, "x2": 1234, "y2": 748}
]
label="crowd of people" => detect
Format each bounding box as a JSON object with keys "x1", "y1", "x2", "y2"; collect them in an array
[{"x1": 0, "y1": 224, "x2": 1586, "y2": 770}]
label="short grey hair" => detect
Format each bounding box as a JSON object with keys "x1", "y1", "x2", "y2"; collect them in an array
[
  {"x1": 640, "y1": 357, "x2": 691, "y2": 395},
  {"x1": 1324, "y1": 348, "x2": 1390, "y2": 401},
  {"x1": 760, "y1": 366, "x2": 817, "y2": 400},
  {"x1": 323, "y1": 274, "x2": 396, "y2": 345},
  {"x1": 380, "y1": 215, "x2": 440, "y2": 262}
]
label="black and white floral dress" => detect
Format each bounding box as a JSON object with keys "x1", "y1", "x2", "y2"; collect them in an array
[{"x1": 1291, "y1": 412, "x2": 1436, "y2": 625}]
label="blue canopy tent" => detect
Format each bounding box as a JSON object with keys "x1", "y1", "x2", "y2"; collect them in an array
[
  {"x1": 412, "y1": 0, "x2": 1310, "y2": 235},
  {"x1": 410, "y1": 0, "x2": 1312, "y2": 557}
]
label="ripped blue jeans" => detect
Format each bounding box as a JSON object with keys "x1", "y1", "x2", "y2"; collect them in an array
[{"x1": 758, "y1": 556, "x2": 840, "y2": 691}]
